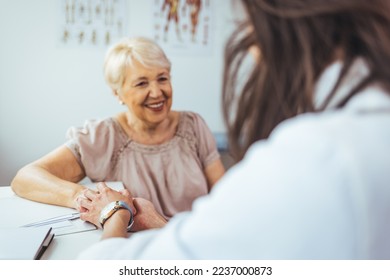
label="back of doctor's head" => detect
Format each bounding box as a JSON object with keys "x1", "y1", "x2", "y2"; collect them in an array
[
  {"x1": 223, "y1": 0, "x2": 390, "y2": 160},
  {"x1": 103, "y1": 37, "x2": 172, "y2": 92}
]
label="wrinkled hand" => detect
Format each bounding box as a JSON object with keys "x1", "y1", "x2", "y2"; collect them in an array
[
  {"x1": 74, "y1": 189, "x2": 88, "y2": 213},
  {"x1": 77, "y1": 182, "x2": 135, "y2": 228},
  {"x1": 131, "y1": 197, "x2": 167, "y2": 232}
]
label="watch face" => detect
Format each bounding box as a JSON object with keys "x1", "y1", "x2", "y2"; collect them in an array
[
  {"x1": 99, "y1": 201, "x2": 134, "y2": 229},
  {"x1": 99, "y1": 201, "x2": 118, "y2": 226}
]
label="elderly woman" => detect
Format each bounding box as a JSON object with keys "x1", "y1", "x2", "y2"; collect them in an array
[{"x1": 11, "y1": 37, "x2": 225, "y2": 223}]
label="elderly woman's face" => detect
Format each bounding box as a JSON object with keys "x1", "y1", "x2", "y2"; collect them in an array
[{"x1": 119, "y1": 60, "x2": 173, "y2": 126}]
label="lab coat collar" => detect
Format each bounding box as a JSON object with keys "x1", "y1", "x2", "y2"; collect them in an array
[{"x1": 314, "y1": 58, "x2": 390, "y2": 113}]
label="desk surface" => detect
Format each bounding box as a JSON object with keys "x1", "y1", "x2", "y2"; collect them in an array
[{"x1": 0, "y1": 186, "x2": 102, "y2": 259}]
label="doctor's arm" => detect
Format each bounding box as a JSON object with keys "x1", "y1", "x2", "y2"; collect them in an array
[
  {"x1": 77, "y1": 124, "x2": 341, "y2": 259},
  {"x1": 97, "y1": 198, "x2": 167, "y2": 238}
]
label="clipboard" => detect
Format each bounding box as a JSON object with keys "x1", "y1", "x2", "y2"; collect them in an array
[{"x1": 0, "y1": 227, "x2": 54, "y2": 260}]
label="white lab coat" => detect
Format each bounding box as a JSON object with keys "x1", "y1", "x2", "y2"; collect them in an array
[{"x1": 78, "y1": 60, "x2": 390, "y2": 259}]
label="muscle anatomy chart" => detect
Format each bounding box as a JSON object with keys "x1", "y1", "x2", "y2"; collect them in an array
[{"x1": 153, "y1": 0, "x2": 214, "y2": 55}]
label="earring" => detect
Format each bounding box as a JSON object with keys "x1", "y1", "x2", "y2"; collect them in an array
[{"x1": 119, "y1": 100, "x2": 124, "y2": 105}]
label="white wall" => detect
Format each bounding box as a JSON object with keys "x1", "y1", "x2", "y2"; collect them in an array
[{"x1": 0, "y1": 0, "x2": 237, "y2": 185}]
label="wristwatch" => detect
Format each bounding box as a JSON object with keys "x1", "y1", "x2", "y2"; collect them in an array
[{"x1": 99, "y1": 201, "x2": 134, "y2": 231}]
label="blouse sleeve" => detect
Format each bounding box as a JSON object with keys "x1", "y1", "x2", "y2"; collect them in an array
[
  {"x1": 65, "y1": 119, "x2": 117, "y2": 181},
  {"x1": 189, "y1": 112, "x2": 220, "y2": 169}
]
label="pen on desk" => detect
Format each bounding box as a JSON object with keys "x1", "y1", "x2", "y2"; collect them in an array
[{"x1": 22, "y1": 212, "x2": 81, "y2": 227}]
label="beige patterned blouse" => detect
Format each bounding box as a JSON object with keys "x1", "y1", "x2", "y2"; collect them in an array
[{"x1": 65, "y1": 111, "x2": 220, "y2": 219}]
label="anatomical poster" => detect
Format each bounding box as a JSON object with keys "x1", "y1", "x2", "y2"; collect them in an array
[
  {"x1": 59, "y1": 0, "x2": 127, "y2": 48},
  {"x1": 152, "y1": 0, "x2": 214, "y2": 55}
]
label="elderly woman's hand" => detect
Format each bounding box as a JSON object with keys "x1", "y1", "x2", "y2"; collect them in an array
[
  {"x1": 74, "y1": 188, "x2": 88, "y2": 213},
  {"x1": 77, "y1": 182, "x2": 135, "y2": 228}
]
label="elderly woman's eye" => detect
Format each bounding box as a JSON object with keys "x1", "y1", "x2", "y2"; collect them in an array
[
  {"x1": 136, "y1": 81, "x2": 148, "y2": 87},
  {"x1": 159, "y1": 77, "x2": 168, "y2": 82}
]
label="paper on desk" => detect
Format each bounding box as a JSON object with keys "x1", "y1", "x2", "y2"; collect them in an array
[
  {"x1": 51, "y1": 219, "x2": 97, "y2": 236},
  {"x1": 23, "y1": 217, "x2": 97, "y2": 236}
]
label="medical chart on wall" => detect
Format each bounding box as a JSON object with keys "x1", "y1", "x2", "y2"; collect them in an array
[
  {"x1": 58, "y1": 0, "x2": 127, "y2": 48},
  {"x1": 152, "y1": 0, "x2": 214, "y2": 55}
]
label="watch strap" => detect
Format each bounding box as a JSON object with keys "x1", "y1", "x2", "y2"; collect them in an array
[{"x1": 99, "y1": 200, "x2": 134, "y2": 231}]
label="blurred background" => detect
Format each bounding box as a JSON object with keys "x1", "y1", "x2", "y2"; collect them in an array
[{"x1": 0, "y1": 0, "x2": 239, "y2": 185}]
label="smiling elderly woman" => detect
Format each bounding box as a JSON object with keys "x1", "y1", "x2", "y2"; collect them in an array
[{"x1": 11, "y1": 37, "x2": 225, "y2": 227}]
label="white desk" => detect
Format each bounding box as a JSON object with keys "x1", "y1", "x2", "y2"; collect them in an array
[{"x1": 0, "y1": 186, "x2": 102, "y2": 259}]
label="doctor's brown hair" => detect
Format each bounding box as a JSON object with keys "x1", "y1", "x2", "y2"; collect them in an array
[{"x1": 223, "y1": 0, "x2": 390, "y2": 160}]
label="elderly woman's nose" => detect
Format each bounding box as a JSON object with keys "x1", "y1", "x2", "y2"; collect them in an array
[{"x1": 149, "y1": 82, "x2": 163, "y2": 97}]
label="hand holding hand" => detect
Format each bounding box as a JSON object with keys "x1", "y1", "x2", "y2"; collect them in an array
[
  {"x1": 131, "y1": 197, "x2": 167, "y2": 232},
  {"x1": 77, "y1": 182, "x2": 135, "y2": 228},
  {"x1": 74, "y1": 188, "x2": 88, "y2": 213}
]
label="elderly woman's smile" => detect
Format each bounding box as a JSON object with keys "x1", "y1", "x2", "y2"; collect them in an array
[{"x1": 145, "y1": 101, "x2": 165, "y2": 111}]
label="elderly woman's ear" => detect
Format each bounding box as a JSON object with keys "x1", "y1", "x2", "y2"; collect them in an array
[{"x1": 113, "y1": 89, "x2": 124, "y2": 105}]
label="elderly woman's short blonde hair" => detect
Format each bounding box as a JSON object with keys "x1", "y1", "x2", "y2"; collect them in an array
[{"x1": 104, "y1": 37, "x2": 171, "y2": 91}]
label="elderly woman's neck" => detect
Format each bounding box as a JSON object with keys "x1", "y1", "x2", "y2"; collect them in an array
[{"x1": 118, "y1": 111, "x2": 179, "y2": 145}]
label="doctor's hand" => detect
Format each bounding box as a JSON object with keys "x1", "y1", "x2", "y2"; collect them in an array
[
  {"x1": 130, "y1": 197, "x2": 167, "y2": 232},
  {"x1": 77, "y1": 182, "x2": 135, "y2": 229}
]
